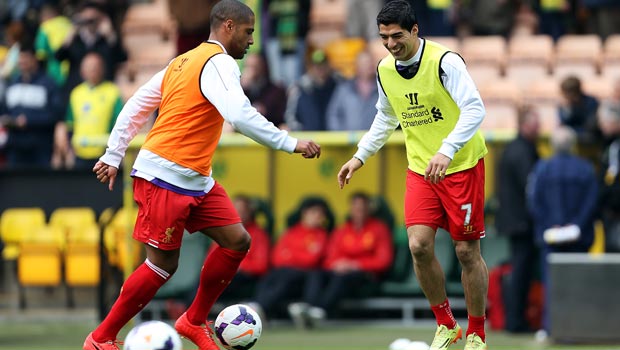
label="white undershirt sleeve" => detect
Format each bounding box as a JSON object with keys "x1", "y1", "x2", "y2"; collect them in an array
[
  {"x1": 100, "y1": 68, "x2": 166, "y2": 168},
  {"x1": 201, "y1": 54, "x2": 297, "y2": 153},
  {"x1": 437, "y1": 52, "x2": 485, "y2": 159}
]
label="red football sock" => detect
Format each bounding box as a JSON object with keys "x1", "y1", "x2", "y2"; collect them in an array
[
  {"x1": 467, "y1": 314, "x2": 486, "y2": 342},
  {"x1": 186, "y1": 246, "x2": 247, "y2": 325},
  {"x1": 93, "y1": 260, "x2": 169, "y2": 342},
  {"x1": 431, "y1": 299, "x2": 457, "y2": 328}
]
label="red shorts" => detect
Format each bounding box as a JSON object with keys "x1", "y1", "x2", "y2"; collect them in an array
[
  {"x1": 404, "y1": 159, "x2": 486, "y2": 241},
  {"x1": 132, "y1": 177, "x2": 241, "y2": 250}
]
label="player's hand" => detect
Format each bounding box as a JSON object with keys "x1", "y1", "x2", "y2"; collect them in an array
[
  {"x1": 337, "y1": 157, "x2": 363, "y2": 189},
  {"x1": 424, "y1": 153, "x2": 451, "y2": 184},
  {"x1": 294, "y1": 139, "x2": 321, "y2": 159},
  {"x1": 93, "y1": 160, "x2": 118, "y2": 191}
]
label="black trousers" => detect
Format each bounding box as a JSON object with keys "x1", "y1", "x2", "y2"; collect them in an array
[
  {"x1": 254, "y1": 267, "x2": 313, "y2": 312},
  {"x1": 505, "y1": 234, "x2": 538, "y2": 332},
  {"x1": 303, "y1": 270, "x2": 372, "y2": 314}
]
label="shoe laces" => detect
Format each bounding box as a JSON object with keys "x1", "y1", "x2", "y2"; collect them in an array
[
  {"x1": 205, "y1": 321, "x2": 215, "y2": 337},
  {"x1": 99, "y1": 339, "x2": 124, "y2": 349},
  {"x1": 467, "y1": 333, "x2": 484, "y2": 346},
  {"x1": 430, "y1": 325, "x2": 449, "y2": 346}
]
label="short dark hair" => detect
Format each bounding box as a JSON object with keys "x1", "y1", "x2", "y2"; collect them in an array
[
  {"x1": 78, "y1": 0, "x2": 106, "y2": 14},
  {"x1": 377, "y1": 0, "x2": 418, "y2": 31},
  {"x1": 19, "y1": 41, "x2": 36, "y2": 56},
  {"x1": 350, "y1": 191, "x2": 370, "y2": 203},
  {"x1": 210, "y1": 0, "x2": 254, "y2": 30},
  {"x1": 560, "y1": 75, "x2": 582, "y2": 95}
]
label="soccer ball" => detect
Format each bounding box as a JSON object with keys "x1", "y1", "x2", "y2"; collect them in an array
[
  {"x1": 214, "y1": 304, "x2": 263, "y2": 350},
  {"x1": 123, "y1": 320, "x2": 182, "y2": 350}
]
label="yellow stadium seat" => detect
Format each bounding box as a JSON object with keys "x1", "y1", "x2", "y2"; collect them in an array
[
  {"x1": 98, "y1": 207, "x2": 116, "y2": 229},
  {"x1": 16, "y1": 225, "x2": 64, "y2": 308},
  {"x1": 104, "y1": 207, "x2": 141, "y2": 270},
  {"x1": 324, "y1": 37, "x2": 367, "y2": 79},
  {"x1": 49, "y1": 207, "x2": 97, "y2": 243},
  {"x1": 0, "y1": 208, "x2": 47, "y2": 260},
  {"x1": 65, "y1": 242, "x2": 100, "y2": 287},
  {"x1": 17, "y1": 244, "x2": 62, "y2": 286}
]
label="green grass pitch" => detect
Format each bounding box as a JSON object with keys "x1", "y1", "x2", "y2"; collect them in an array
[{"x1": 0, "y1": 320, "x2": 619, "y2": 350}]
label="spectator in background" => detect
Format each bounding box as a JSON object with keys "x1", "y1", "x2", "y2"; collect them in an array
[
  {"x1": 459, "y1": 0, "x2": 520, "y2": 37},
  {"x1": 55, "y1": 1, "x2": 127, "y2": 100},
  {"x1": 249, "y1": 197, "x2": 331, "y2": 322},
  {"x1": 35, "y1": 2, "x2": 73, "y2": 87},
  {"x1": 213, "y1": 194, "x2": 272, "y2": 302},
  {"x1": 495, "y1": 105, "x2": 540, "y2": 333},
  {"x1": 240, "y1": 52, "x2": 287, "y2": 129},
  {"x1": 53, "y1": 52, "x2": 122, "y2": 170},
  {"x1": 326, "y1": 49, "x2": 378, "y2": 131},
  {"x1": 346, "y1": 0, "x2": 382, "y2": 41},
  {"x1": 0, "y1": 21, "x2": 25, "y2": 82},
  {"x1": 581, "y1": 0, "x2": 620, "y2": 39},
  {"x1": 0, "y1": 44, "x2": 61, "y2": 168},
  {"x1": 87, "y1": 0, "x2": 130, "y2": 37},
  {"x1": 285, "y1": 48, "x2": 337, "y2": 131},
  {"x1": 597, "y1": 101, "x2": 620, "y2": 252},
  {"x1": 527, "y1": 126, "x2": 598, "y2": 334},
  {"x1": 287, "y1": 192, "x2": 394, "y2": 329},
  {"x1": 558, "y1": 75, "x2": 600, "y2": 146},
  {"x1": 167, "y1": 0, "x2": 221, "y2": 55},
  {"x1": 425, "y1": 0, "x2": 457, "y2": 37},
  {"x1": 537, "y1": 0, "x2": 571, "y2": 41},
  {"x1": 264, "y1": 0, "x2": 310, "y2": 86}
]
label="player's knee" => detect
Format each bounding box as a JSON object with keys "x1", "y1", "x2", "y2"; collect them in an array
[
  {"x1": 146, "y1": 247, "x2": 180, "y2": 275},
  {"x1": 229, "y1": 229, "x2": 251, "y2": 252},
  {"x1": 409, "y1": 237, "x2": 433, "y2": 261},
  {"x1": 454, "y1": 242, "x2": 479, "y2": 266}
]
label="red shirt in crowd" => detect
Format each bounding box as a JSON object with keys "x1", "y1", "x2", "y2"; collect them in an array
[
  {"x1": 271, "y1": 223, "x2": 328, "y2": 269},
  {"x1": 323, "y1": 217, "x2": 393, "y2": 277}
]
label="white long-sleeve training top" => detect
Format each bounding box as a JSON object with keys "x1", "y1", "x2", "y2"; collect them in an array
[{"x1": 100, "y1": 41, "x2": 298, "y2": 192}]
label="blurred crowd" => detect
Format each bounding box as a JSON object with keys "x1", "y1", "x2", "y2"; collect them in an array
[
  {"x1": 0, "y1": 0, "x2": 618, "y2": 170},
  {"x1": 0, "y1": 0, "x2": 127, "y2": 170},
  {"x1": 159, "y1": 191, "x2": 396, "y2": 329}
]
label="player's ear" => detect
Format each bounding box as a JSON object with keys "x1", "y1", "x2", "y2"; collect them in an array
[{"x1": 225, "y1": 19, "x2": 234, "y2": 32}]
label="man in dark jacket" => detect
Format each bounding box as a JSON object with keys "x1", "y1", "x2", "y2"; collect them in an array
[
  {"x1": 0, "y1": 44, "x2": 61, "y2": 168},
  {"x1": 495, "y1": 105, "x2": 540, "y2": 333},
  {"x1": 527, "y1": 125, "x2": 598, "y2": 333},
  {"x1": 597, "y1": 101, "x2": 620, "y2": 251}
]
